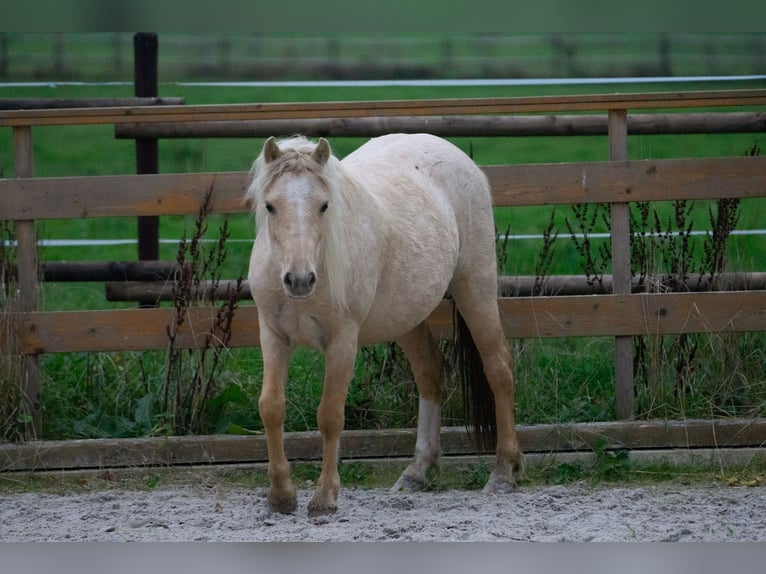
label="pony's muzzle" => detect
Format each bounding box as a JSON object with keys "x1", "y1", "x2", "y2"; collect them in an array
[{"x1": 283, "y1": 270, "x2": 317, "y2": 298}]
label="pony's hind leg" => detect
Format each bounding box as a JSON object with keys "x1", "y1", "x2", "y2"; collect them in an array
[
  {"x1": 450, "y1": 282, "x2": 524, "y2": 493},
  {"x1": 392, "y1": 322, "x2": 444, "y2": 492}
]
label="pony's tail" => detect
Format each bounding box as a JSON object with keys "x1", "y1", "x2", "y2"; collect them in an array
[{"x1": 452, "y1": 303, "x2": 497, "y2": 453}]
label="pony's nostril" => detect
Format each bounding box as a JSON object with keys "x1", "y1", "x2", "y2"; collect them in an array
[
  {"x1": 307, "y1": 272, "x2": 316, "y2": 288},
  {"x1": 283, "y1": 272, "x2": 294, "y2": 288}
]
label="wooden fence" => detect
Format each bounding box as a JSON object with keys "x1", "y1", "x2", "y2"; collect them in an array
[{"x1": 2, "y1": 89, "x2": 766, "y2": 470}]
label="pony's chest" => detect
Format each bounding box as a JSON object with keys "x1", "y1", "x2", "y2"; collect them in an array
[{"x1": 263, "y1": 303, "x2": 333, "y2": 351}]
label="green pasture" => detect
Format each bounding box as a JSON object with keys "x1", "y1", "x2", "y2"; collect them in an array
[{"x1": 2, "y1": 80, "x2": 766, "y2": 440}]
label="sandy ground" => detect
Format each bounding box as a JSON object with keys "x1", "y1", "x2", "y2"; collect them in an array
[{"x1": 2, "y1": 480, "x2": 765, "y2": 542}]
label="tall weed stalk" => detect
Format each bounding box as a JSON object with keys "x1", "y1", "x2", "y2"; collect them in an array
[
  {"x1": 630, "y1": 198, "x2": 700, "y2": 409},
  {"x1": 565, "y1": 203, "x2": 611, "y2": 290},
  {"x1": 533, "y1": 209, "x2": 559, "y2": 296},
  {"x1": 0, "y1": 221, "x2": 24, "y2": 440},
  {"x1": 162, "y1": 189, "x2": 243, "y2": 435}
]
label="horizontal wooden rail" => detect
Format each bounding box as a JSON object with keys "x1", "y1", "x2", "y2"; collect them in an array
[
  {"x1": 487, "y1": 156, "x2": 766, "y2": 206},
  {"x1": 5, "y1": 291, "x2": 765, "y2": 355},
  {"x1": 2, "y1": 90, "x2": 766, "y2": 127},
  {"x1": 2, "y1": 418, "x2": 765, "y2": 471},
  {"x1": 42, "y1": 260, "x2": 179, "y2": 282},
  {"x1": 2, "y1": 156, "x2": 765, "y2": 220},
  {"x1": 114, "y1": 111, "x2": 766, "y2": 139},
  {"x1": 102, "y1": 273, "x2": 766, "y2": 303},
  {"x1": 496, "y1": 291, "x2": 766, "y2": 340},
  {"x1": 0, "y1": 172, "x2": 250, "y2": 219},
  {"x1": 0, "y1": 97, "x2": 185, "y2": 110}
]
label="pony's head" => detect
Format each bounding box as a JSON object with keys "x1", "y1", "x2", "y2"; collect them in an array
[{"x1": 247, "y1": 136, "x2": 348, "y2": 307}]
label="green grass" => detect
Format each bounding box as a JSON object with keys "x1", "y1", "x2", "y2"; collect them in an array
[{"x1": 2, "y1": 80, "x2": 766, "y2": 440}]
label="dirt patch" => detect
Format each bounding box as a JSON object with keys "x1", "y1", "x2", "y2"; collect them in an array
[{"x1": 2, "y1": 480, "x2": 765, "y2": 541}]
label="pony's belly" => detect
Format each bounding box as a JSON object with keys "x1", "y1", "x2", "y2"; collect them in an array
[
  {"x1": 358, "y1": 291, "x2": 444, "y2": 345},
  {"x1": 356, "y1": 251, "x2": 456, "y2": 344}
]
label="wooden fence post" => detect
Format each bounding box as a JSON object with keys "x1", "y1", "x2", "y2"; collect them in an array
[
  {"x1": 608, "y1": 109, "x2": 634, "y2": 419},
  {"x1": 13, "y1": 125, "x2": 42, "y2": 437},
  {"x1": 134, "y1": 33, "x2": 159, "y2": 263}
]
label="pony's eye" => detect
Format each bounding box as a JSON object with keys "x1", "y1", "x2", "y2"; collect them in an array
[
  {"x1": 320, "y1": 202, "x2": 329, "y2": 214},
  {"x1": 265, "y1": 203, "x2": 275, "y2": 214}
]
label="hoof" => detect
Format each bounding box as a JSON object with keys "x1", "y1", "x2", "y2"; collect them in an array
[
  {"x1": 307, "y1": 498, "x2": 337, "y2": 517},
  {"x1": 482, "y1": 470, "x2": 517, "y2": 495},
  {"x1": 268, "y1": 497, "x2": 298, "y2": 514},
  {"x1": 307, "y1": 503, "x2": 338, "y2": 518},
  {"x1": 307, "y1": 489, "x2": 338, "y2": 517},
  {"x1": 391, "y1": 473, "x2": 425, "y2": 493},
  {"x1": 267, "y1": 486, "x2": 298, "y2": 514}
]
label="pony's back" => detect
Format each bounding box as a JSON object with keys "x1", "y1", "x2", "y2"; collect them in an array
[{"x1": 342, "y1": 133, "x2": 496, "y2": 273}]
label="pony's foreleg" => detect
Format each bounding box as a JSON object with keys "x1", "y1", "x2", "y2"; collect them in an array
[
  {"x1": 258, "y1": 326, "x2": 297, "y2": 514},
  {"x1": 392, "y1": 322, "x2": 444, "y2": 492},
  {"x1": 308, "y1": 334, "x2": 357, "y2": 516}
]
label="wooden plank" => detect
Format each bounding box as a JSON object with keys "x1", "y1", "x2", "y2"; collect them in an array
[
  {"x1": 485, "y1": 156, "x2": 766, "y2": 206},
  {"x1": 2, "y1": 419, "x2": 765, "y2": 471},
  {"x1": 2, "y1": 90, "x2": 765, "y2": 127},
  {"x1": 2, "y1": 157, "x2": 765, "y2": 220},
  {"x1": 113, "y1": 111, "x2": 766, "y2": 139},
  {"x1": 17, "y1": 305, "x2": 262, "y2": 354},
  {"x1": 497, "y1": 272, "x2": 766, "y2": 297},
  {"x1": 494, "y1": 291, "x2": 766, "y2": 340},
  {"x1": 0, "y1": 97, "x2": 184, "y2": 110},
  {"x1": 517, "y1": 418, "x2": 766, "y2": 453},
  {"x1": 8, "y1": 291, "x2": 766, "y2": 355},
  {"x1": 0, "y1": 172, "x2": 251, "y2": 220}
]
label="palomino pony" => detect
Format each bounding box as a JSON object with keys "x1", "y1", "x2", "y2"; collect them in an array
[{"x1": 247, "y1": 134, "x2": 523, "y2": 515}]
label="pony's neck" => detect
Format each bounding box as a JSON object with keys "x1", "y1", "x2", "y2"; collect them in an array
[{"x1": 320, "y1": 157, "x2": 370, "y2": 312}]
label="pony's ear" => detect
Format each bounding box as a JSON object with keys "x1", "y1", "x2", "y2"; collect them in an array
[
  {"x1": 262, "y1": 137, "x2": 282, "y2": 163},
  {"x1": 312, "y1": 138, "x2": 331, "y2": 165}
]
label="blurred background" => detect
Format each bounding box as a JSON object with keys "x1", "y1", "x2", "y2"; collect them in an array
[{"x1": 2, "y1": 33, "x2": 765, "y2": 82}]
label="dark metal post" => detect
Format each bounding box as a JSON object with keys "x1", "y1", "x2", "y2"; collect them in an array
[{"x1": 134, "y1": 33, "x2": 159, "y2": 262}]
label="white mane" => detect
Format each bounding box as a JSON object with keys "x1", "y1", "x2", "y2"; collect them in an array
[{"x1": 246, "y1": 136, "x2": 354, "y2": 310}]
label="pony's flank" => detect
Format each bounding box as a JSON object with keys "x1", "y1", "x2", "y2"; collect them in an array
[{"x1": 248, "y1": 136, "x2": 353, "y2": 311}]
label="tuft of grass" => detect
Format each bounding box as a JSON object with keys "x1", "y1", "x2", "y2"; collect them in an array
[
  {"x1": 41, "y1": 351, "x2": 161, "y2": 439},
  {"x1": 514, "y1": 337, "x2": 616, "y2": 425}
]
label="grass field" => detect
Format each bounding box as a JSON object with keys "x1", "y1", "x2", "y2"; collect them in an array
[{"x1": 2, "y1": 77, "x2": 766, "y2": 440}]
